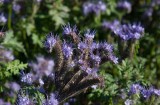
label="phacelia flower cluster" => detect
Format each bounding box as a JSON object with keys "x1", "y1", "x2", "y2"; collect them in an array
[
  {"x1": 44, "y1": 24, "x2": 118, "y2": 75},
  {"x1": 117, "y1": 1, "x2": 132, "y2": 13},
  {"x1": 5, "y1": 82, "x2": 20, "y2": 98},
  {"x1": 62, "y1": 23, "x2": 78, "y2": 35},
  {"x1": 16, "y1": 95, "x2": 30, "y2": 105},
  {"x1": 0, "y1": 46, "x2": 14, "y2": 62},
  {"x1": 20, "y1": 56, "x2": 55, "y2": 86},
  {"x1": 114, "y1": 23, "x2": 144, "y2": 40},
  {"x1": 102, "y1": 20, "x2": 120, "y2": 31},
  {"x1": 83, "y1": 1, "x2": 106, "y2": 15},
  {"x1": 21, "y1": 73, "x2": 33, "y2": 85},
  {"x1": 13, "y1": 3, "x2": 21, "y2": 13},
  {"x1": 16, "y1": 89, "x2": 37, "y2": 105},
  {"x1": 129, "y1": 83, "x2": 160, "y2": 99},
  {"x1": 62, "y1": 42, "x2": 73, "y2": 59},
  {"x1": 42, "y1": 23, "x2": 118, "y2": 102},
  {"x1": 43, "y1": 33, "x2": 58, "y2": 53},
  {"x1": 29, "y1": 55, "x2": 55, "y2": 77}
]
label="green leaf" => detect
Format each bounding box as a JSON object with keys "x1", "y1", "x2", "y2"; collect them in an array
[
  {"x1": 1, "y1": 30, "x2": 26, "y2": 55},
  {"x1": 6, "y1": 60, "x2": 27, "y2": 75},
  {"x1": 32, "y1": 33, "x2": 43, "y2": 47}
]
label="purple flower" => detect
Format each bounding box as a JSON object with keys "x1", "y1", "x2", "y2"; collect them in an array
[
  {"x1": 129, "y1": 84, "x2": 160, "y2": 99},
  {"x1": 143, "y1": 8, "x2": 153, "y2": 17},
  {"x1": 84, "y1": 29, "x2": 96, "y2": 39},
  {"x1": 90, "y1": 42, "x2": 99, "y2": 53},
  {"x1": 141, "y1": 88, "x2": 153, "y2": 98},
  {"x1": 108, "y1": 54, "x2": 118, "y2": 64},
  {"x1": 90, "y1": 54, "x2": 101, "y2": 65},
  {"x1": 0, "y1": 48, "x2": 14, "y2": 61},
  {"x1": 80, "y1": 62, "x2": 98, "y2": 76},
  {"x1": 13, "y1": 3, "x2": 21, "y2": 13},
  {"x1": 83, "y1": 1, "x2": 106, "y2": 15},
  {"x1": 16, "y1": 95, "x2": 30, "y2": 105},
  {"x1": 91, "y1": 42, "x2": 99, "y2": 50},
  {"x1": 153, "y1": 89, "x2": 160, "y2": 96},
  {"x1": 0, "y1": 13, "x2": 7, "y2": 24},
  {"x1": 44, "y1": 33, "x2": 57, "y2": 52},
  {"x1": 86, "y1": 67, "x2": 98, "y2": 76},
  {"x1": 83, "y1": 2, "x2": 94, "y2": 15},
  {"x1": 62, "y1": 23, "x2": 77, "y2": 35},
  {"x1": 102, "y1": 20, "x2": 120, "y2": 31},
  {"x1": 97, "y1": 1, "x2": 106, "y2": 11},
  {"x1": 11, "y1": 82, "x2": 20, "y2": 92},
  {"x1": 117, "y1": 1, "x2": 132, "y2": 13},
  {"x1": 29, "y1": 56, "x2": 54, "y2": 77},
  {"x1": 78, "y1": 41, "x2": 88, "y2": 51},
  {"x1": 86, "y1": 67, "x2": 92, "y2": 74},
  {"x1": 129, "y1": 84, "x2": 142, "y2": 94},
  {"x1": 62, "y1": 42, "x2": 73, "y2": 59},
  {"x1": 114, "y1": 23, "x2": 144, "y2": 40},
  {"x1": 100, "y1": 42, "x2": 113, "y2": 53},
  {"x1": 21, "y1": 73, "x2": 33, "y2": 85}
]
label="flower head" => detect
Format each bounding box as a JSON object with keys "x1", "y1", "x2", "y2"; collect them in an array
[
  {"x1": 21, "y1": 73, "x2": 34, "y2": 85},
  {"x1": 29, "y1": 56, "x2": 54, "y2": 77},
  {"x1": 16, "y1": 95, "x2": 30, "y2": 105},
  {"x1": 114, "y1": 23, "x2": 144, "y2": 40},
  {"x1": 62, "y1": 41, "x2": 73, "y2": 59},
  {"x1": 62, "y1": 23, "x2": 77, "y2": 35},
  {"x1": 84, "y1": 29, "x2": 96, "y2": 39},
  {"x1": 117, "y1": 1, "x2": 132, "y2": 13},
  {"x1": 0, "y1": 48, "x2": 14, "y2": 62},
  {"x1": 102, "y1": 20, "x2": 120, "y2": 31},
  {"x1": 100, "y1": 42, "x2": 113, "y2": 53},
  {"x1": 153, "y1": 89, "x2": 160, "y2": 96},
  {"x1": 78, "y1": 41, "x2": 88, "y2": 51},
  {"x1": 108, "y1": 54, "x2": 118, "y2": 64},
  {"x1": 129, "y1": 84, "x2": 142, "y2": 94},
  {"x1": 90, "y1": 54, "x2": 101, "y2": 65},
  {"x1": 91, "y1": 42, "x2": 99, "y2": 50},
  {"x1": 83, "y1": 1, "x2": 106, "y2": 15},
  {"x1": 5, "y1": 82, "x2": 20, "y2": 92},
  {"x1": 141, "y1": 88, "x2": 153, "y2": 99},
  {"x1": 44, "y1": 32, "x2": 57, "y2": 52},
  {"x1": 13, "y1": 3, "x2": 21, "y2": 13}
]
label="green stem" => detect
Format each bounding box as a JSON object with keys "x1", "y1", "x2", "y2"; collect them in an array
[
  {"x1": 129, "y1": 40, "x2": 136, "y2": 59},
  {"x1": 8, "y1": 4, "x2": 12, "y2": 30}
]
